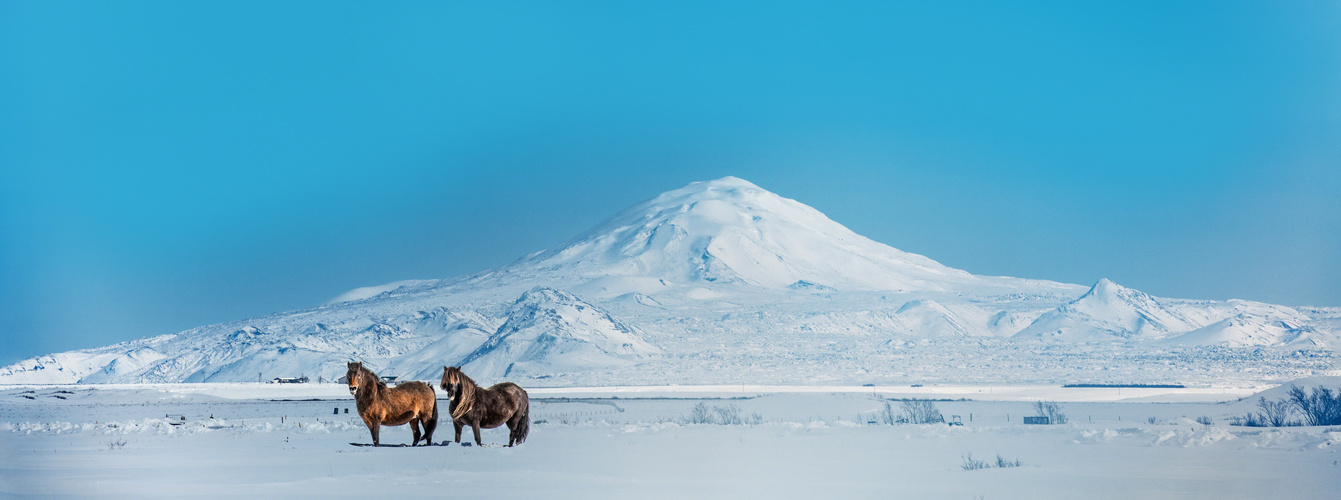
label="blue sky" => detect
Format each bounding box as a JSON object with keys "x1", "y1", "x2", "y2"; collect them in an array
[{"x1": 2, "y1": 1, "x2": 1338, "y2": 366}]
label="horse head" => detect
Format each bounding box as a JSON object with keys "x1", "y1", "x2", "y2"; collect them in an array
[
  {"x1": 346, "y1": 362, "x2": 364, "y2": 395},
  {"x1": 441, "y1": 366, "x2": 476, "y2": 418}
]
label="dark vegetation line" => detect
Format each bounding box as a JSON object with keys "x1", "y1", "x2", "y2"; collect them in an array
[{"x1": 1062, "y1": 384, "x2": 1186, "y2": 388}]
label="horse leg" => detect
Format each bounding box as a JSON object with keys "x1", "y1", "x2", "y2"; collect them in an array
[
  {"x1": 423, "y1": 406, "x2": 438, "y2": 445},
  {"x1": 359, "y1": 414, "x2": 376, "y2": 446},
  {"x1": 419, "y1": 417, "x2": 433, "y2": 446},
  {"x1": 472, "y1": 423, "x2": 483, "y2": 446},
  {"x1": 453, "y1": 420, "x2": 464, "y2": 444},
  {"x1": 411, "y1": 419, "x2": 422, "y2": 446},
  {"x1": 370, "y1": 420, "x2": 381, "y2": 447},
  {"x1": 503, "y1": 393, "x2": 529, "y2": 447}
]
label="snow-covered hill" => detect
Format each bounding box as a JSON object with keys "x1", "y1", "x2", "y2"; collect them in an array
[
  {"x1": 459, "y1": 288, "x2": 660, "y2": 379},
  {"x1": 1015, "y1": 279, "x2": 1203, "y2": 341},
  {"x1": 1, "y1": 177, "x2": 1336, "y2": 386}
]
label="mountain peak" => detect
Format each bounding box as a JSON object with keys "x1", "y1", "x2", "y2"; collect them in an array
[
  {"x1": 520, "y1": 177, "x2": 985, "y2": 292},
  {"x1": 1018, "y1": 278, "x2": 1201, "y2": 340},
  {"x1": 686, "y1": 176, "x2": 759, "y2": 190},
  {"x1": 1082, "y1": 278, "x2": 1128, "y2": 301}
]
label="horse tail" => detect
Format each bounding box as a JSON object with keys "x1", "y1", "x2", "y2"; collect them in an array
[{"x1": 513, "y1": 390, "x2": 530, "y2": 445}]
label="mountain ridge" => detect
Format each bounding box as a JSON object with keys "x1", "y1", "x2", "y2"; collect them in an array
[{"x1": 1, "y1": 177, "x2": 1335, "y2": 386}]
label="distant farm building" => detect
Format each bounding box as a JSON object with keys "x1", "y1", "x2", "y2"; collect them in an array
[
  {"x1": 1023, "y1": 416, "x2": 1050, "y2": 425},
  {"x1": 270, "y1": 376, "x2": 310, "y2": 384}
]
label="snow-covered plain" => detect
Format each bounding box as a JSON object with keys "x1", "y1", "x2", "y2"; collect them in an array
[{"x1": 3, "y1": 381, "x2": 1339, "y2": 499}]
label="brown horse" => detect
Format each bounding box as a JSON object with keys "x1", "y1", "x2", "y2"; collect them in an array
[
  {"x1": 346, "y1": 362, "x2": 438, "y2": 446},
  {"x1": 440, "y1": 366, "x2": 529, "y2": 447}
]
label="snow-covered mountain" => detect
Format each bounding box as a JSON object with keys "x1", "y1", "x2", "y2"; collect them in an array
[
  {"x1": 2, "y1": 177, "x2": 1337, "y2": 386},
  {"x1": 1015, "y1": 279, "x2": 1202, "y2": 341},
  {"x1": 519, "y1": 176, "x2": 1053, "y2": 294},
  {"x1": 459, "y1": 288, "x2": 660, "y2": 379}
]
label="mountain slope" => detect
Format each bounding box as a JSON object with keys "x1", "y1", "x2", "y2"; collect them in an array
[
  {"x1": 0, "y1": 177, "x2": 1335, "y2": 386},
  {"x1": 459, "y1": 288, "x2": 659, "y2": 379},
  {"x1": 1015, "y1": 279, "x2": 1203, "y2": 341},
  {"x1": 1161, "y1": 300, "x2": 1320, "y2": 347}
]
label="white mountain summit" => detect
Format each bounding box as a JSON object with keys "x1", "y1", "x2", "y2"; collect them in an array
[
  {"x1": 519, "y1": 176, "x2": 1068, "y2": 295},
  {"x1": 1, "y1": 177, "x2": 1335, "y2": 385}
]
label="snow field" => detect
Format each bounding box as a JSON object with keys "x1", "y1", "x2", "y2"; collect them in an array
[{"x1": 2, "y1": 385, "x2": 1339, "y2": 498}]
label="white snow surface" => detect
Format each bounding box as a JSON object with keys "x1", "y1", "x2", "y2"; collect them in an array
[
  {"x1": 2, "y1": 381, "x2": 1339, "y2": 499},
  {"x1": 1, "y1": 177, "x2": 1337, "y2": 386}
]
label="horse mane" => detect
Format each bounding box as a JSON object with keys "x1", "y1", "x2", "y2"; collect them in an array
[{"x1": 450, "y1": 368, "x2": 478, "y2": 420}]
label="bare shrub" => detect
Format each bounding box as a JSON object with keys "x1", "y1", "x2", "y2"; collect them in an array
[
  {"x1": 1287, "y1": 385, "x2": 1341, "y2": 426},
  {"x1": 961, "y1": 453, "x2": 988, "y2": 471},
  {"x1": 995, "y1": 454, "x2": 1022, "y2": 468},
  {"x1": 1033, "y1": 401, "x2": 1068, "y2": 425},
  {"x1": 1257, "y1": 396, "x2": 1293, "y2": 427},
  {"x1": 683, "y1": 403, "x2": 756, "y2": 425},
  {"x1": 962, "y1": 453, "x2": 1022, "y2": 471},
  {"x1": 1196, "y1": 416, "x2": 1213, "y2": 426},
  {"x1": 714, "y1": 404, "x2": 742, "y2": 425},
  {"x1": 901, "y1": 399, "x2": 943, "y2": 425},
  {"x1": 1231, "y1": 412, "x2": 1267, "y2": 427},
  {"x1": 686, "y1": 402, "x2": 713, "y2": 424},
  {"x1": 877, "y1": 402, "x2": 898, "y2": 425}
]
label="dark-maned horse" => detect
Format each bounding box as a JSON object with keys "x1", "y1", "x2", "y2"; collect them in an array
[
  {"x1": 346, "y1": 362, "x2": 438, "y2": 446},
  {"x1": 440, "y1": 366, "x2": 529, "y2": 447}
]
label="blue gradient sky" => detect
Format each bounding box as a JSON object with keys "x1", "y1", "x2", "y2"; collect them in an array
[{"x1": 2, "y1": 1, "x2": 1338, "y2": 365}]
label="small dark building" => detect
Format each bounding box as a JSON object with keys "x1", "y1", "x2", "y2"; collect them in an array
[{"x1": 1023, "y1": 416, "x2": 1050, "y2": 425}]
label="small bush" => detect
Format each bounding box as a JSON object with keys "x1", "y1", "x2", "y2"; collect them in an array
[
  {"x1": 962, "y1": 453, "x2": 1022, "y2": 471},
  {"x1": 877, "y1": 402, "x2": 898, "y2": 425},
  {"x1": 1287, "y1": 385, "x2": 1341, "y2": 426},
  {"x1": 961, "y1": 453, "x2": 988, "y2": 471},
  {"x1": 683, "y1": 403, "x2": 756, "y2": 425},
  {"x1": 1196, "y1": 416, "x2": 1213, "y2": 426},
  {"x1": 1033, "y1": 401, "x2": 1068, "y2": 425},
  {"x1": 901, "y1": 399, "x2": 944, "y2": 424},
  {"x1": 714, "y1": 404, "x2": 741, "y2": 425},
  {"x1": 686, "y1": 402, "x2": 713, "y2": 424},
  {"x1": 995, "y1": 454, "x2": 1022, "y2": 468},
  {"x1": 1257, "y1": 396, "x2": 1293, "y2": 427},
  {"x1": 1230, "y1": 412, "x2": 1267, "y2": 427}
]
